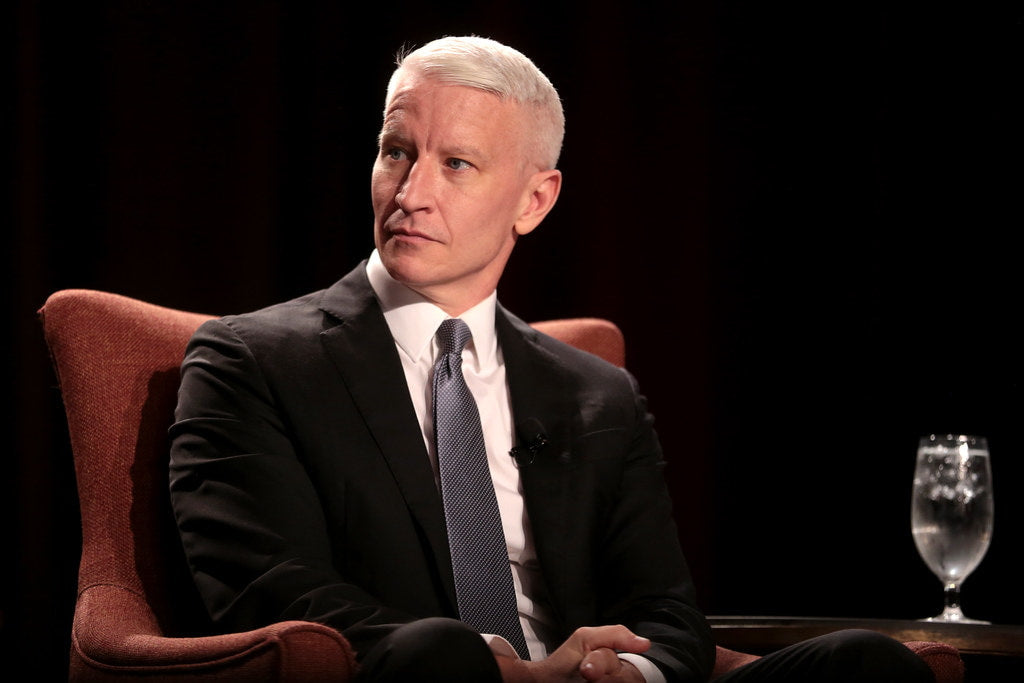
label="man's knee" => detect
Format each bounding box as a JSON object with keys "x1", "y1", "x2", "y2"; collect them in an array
[
  {"x1": 355, "y1": 617, "x2": 501, "y2": 682},
  {"x1": 818, "y1": 629, "x2": 934, "y2": 682}
]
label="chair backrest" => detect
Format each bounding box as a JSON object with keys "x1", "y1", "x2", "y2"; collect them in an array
[
  {"x1": 530, "y1": 317, "x2": 625, "y2": 367},
  {"x1": 40, "y1": 290, "x2": 216, "y2": 636},
  {"x1": 39, "y1": 288, "x2": 625, "y2": 637}
]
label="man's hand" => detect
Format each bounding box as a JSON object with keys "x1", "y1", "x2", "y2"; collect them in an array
[{"x1": 497, "y1": 625, "x2": 651, "y2": 682}]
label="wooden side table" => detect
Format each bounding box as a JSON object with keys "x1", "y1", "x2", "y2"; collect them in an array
[
  {"x1": 708, "y1": 616, "x2": 1024, "y2": 681},
  {"x1": 708, "y1": 615, "x2": 1024, "y2": 656}
]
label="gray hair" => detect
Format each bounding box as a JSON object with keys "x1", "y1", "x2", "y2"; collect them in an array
[{"x1": 385, "y1": 35, "x2": 565, "y2": 170}]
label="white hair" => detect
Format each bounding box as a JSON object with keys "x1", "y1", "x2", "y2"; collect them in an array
[{"x1": 385, "y1": 35, "x2": 565, "y2": 170}]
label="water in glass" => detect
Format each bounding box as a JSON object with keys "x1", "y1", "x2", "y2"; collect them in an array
[{"x1": 911, "y1": 433, "x2": 993, "y2": 622}]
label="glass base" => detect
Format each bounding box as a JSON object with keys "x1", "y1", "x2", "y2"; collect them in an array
[
  {"x1": 920, "y1": 606, "x2": 990, "y2": 624},
  {"x1": 921, "y1": 615, "x2": 991, "y2": 624}
]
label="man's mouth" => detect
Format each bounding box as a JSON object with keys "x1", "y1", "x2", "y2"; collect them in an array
[{"x1": 387, "y1": 221, "x2": 436, "y2": 243}]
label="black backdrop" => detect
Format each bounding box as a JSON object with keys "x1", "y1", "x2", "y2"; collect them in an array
[{"x1": 7, "y1": 1, "x2": 1022, "y2": 677}]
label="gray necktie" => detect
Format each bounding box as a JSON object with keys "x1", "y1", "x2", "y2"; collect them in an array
[{"x1": 432, "y1": 318, "x2": 530, "y2": 660}]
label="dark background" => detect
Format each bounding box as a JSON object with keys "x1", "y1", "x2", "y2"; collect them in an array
[{"x1": 6, "y1": 1, "x2": 1022, "y2": 678}]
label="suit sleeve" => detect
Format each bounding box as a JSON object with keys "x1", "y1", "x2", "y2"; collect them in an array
[
  {"x1": 168, "y1": 318, "x2": 417, "y2": 655},
  {"x1": 594, "y1": 369, "x2": 715, "y2": 681}
]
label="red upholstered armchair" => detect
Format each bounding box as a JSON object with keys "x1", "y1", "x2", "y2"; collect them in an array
[{"x1": 39, "y1": 289, "x2": 963, "y2": 681}]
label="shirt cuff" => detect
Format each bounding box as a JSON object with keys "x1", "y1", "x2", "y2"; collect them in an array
[
  {"x1": 482, "y1": 633, "x2": 519, "y2": 659},
  {"x1": 618, "y1": 652, "x2": 667, "y2": 683}
]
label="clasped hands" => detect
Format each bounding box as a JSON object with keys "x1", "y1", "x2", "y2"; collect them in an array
[{"x1": 497, "y1": 625, "x2": 650, "y2": 682}]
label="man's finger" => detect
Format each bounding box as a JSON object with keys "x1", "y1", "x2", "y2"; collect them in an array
[
  {"x1": 575, "y1": 625, "x2": 651, "y2": 655},
  {"x1": 579, "y1": 647, "x2": 621, "y2": 680}
]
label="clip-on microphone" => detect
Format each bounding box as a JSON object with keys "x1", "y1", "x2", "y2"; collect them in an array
[{"x1": 509, "y1": 418, "x2": 549, "y2": 467}]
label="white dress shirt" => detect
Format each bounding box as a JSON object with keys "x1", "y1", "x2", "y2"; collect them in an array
[{"x1": 365, "y1": 251, "x2": 664, "y2": 682}]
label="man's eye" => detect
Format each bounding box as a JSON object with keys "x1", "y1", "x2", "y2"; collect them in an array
[
  {"x1": 385, "y1": 148, "x2": 407, "y2": 161},
  {"x1": 446, "y1": 158, "x2": 471, "y2": 171}
]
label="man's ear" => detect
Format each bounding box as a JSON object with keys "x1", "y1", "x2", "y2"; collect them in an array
[{"x1": 514, "y1": 169, "x2": 562, "y2": 236}]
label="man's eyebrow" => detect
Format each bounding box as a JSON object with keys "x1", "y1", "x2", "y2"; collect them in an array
[
  {"x1": 445, "y1": 145, "x2": 488, "y2": 161},
  {"x1": 377, "y1": 125, "x2": 407, "y2": 146},
  {"x1": 375, "y1": 131, "x2": 490, "y2": 165}
]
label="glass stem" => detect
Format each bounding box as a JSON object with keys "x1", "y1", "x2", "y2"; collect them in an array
[{"x1": 943, "y1": 581, "x2": 963, "y2": 617}]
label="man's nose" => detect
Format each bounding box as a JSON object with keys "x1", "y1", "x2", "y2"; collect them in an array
[{"x1": 395, "y1": 161, "x2": 434, "y2": 213}]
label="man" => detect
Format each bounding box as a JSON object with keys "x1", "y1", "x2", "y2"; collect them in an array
[{"x1": 169, "y1": 36, "x2": 934, "y2": 682}]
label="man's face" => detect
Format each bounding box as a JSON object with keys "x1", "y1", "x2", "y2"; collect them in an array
[{"x1": 371, "y1": 72, "x2": 555, "y2": 314}]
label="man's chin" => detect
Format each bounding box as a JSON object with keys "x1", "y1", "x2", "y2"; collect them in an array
[{"x1": 379, "y1": 251, "x2": 437, "y2": 289}]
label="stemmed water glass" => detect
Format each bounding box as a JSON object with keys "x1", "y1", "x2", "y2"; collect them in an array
[{"x1": 911, "y1": 433, "x2": 994, "y2": 623}]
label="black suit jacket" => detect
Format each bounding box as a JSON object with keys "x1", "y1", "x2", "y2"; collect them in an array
[{"x1": 169, "y1": 262, "x2": 714, "y2": 681}]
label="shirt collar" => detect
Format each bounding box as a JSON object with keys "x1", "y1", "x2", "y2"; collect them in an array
[{"x1": 366, "y1": 249, "x2": 498, "y2": 366}]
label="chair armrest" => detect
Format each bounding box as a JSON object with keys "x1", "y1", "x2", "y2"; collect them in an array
[
  {"x1": 70, "y1": 584, "x2": 357, "y2": 681},
  {"x1": 712, "y1": 646, "x2": 759, "y2": 677},
  {"x1": 904, "y1": 641, "x2": 965, "y2": 683}
]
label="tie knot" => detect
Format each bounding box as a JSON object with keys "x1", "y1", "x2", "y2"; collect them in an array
[{"x1": 437, "y1": 318, "x2": 472, "y2": 356}]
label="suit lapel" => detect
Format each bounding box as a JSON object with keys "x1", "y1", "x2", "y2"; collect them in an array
[
  {"x1": 497, "y1": 309, "x2": 577, "y2": 623},
  {"x1": 317, "y1": 266, "x2": 457, "y2": 609}
]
